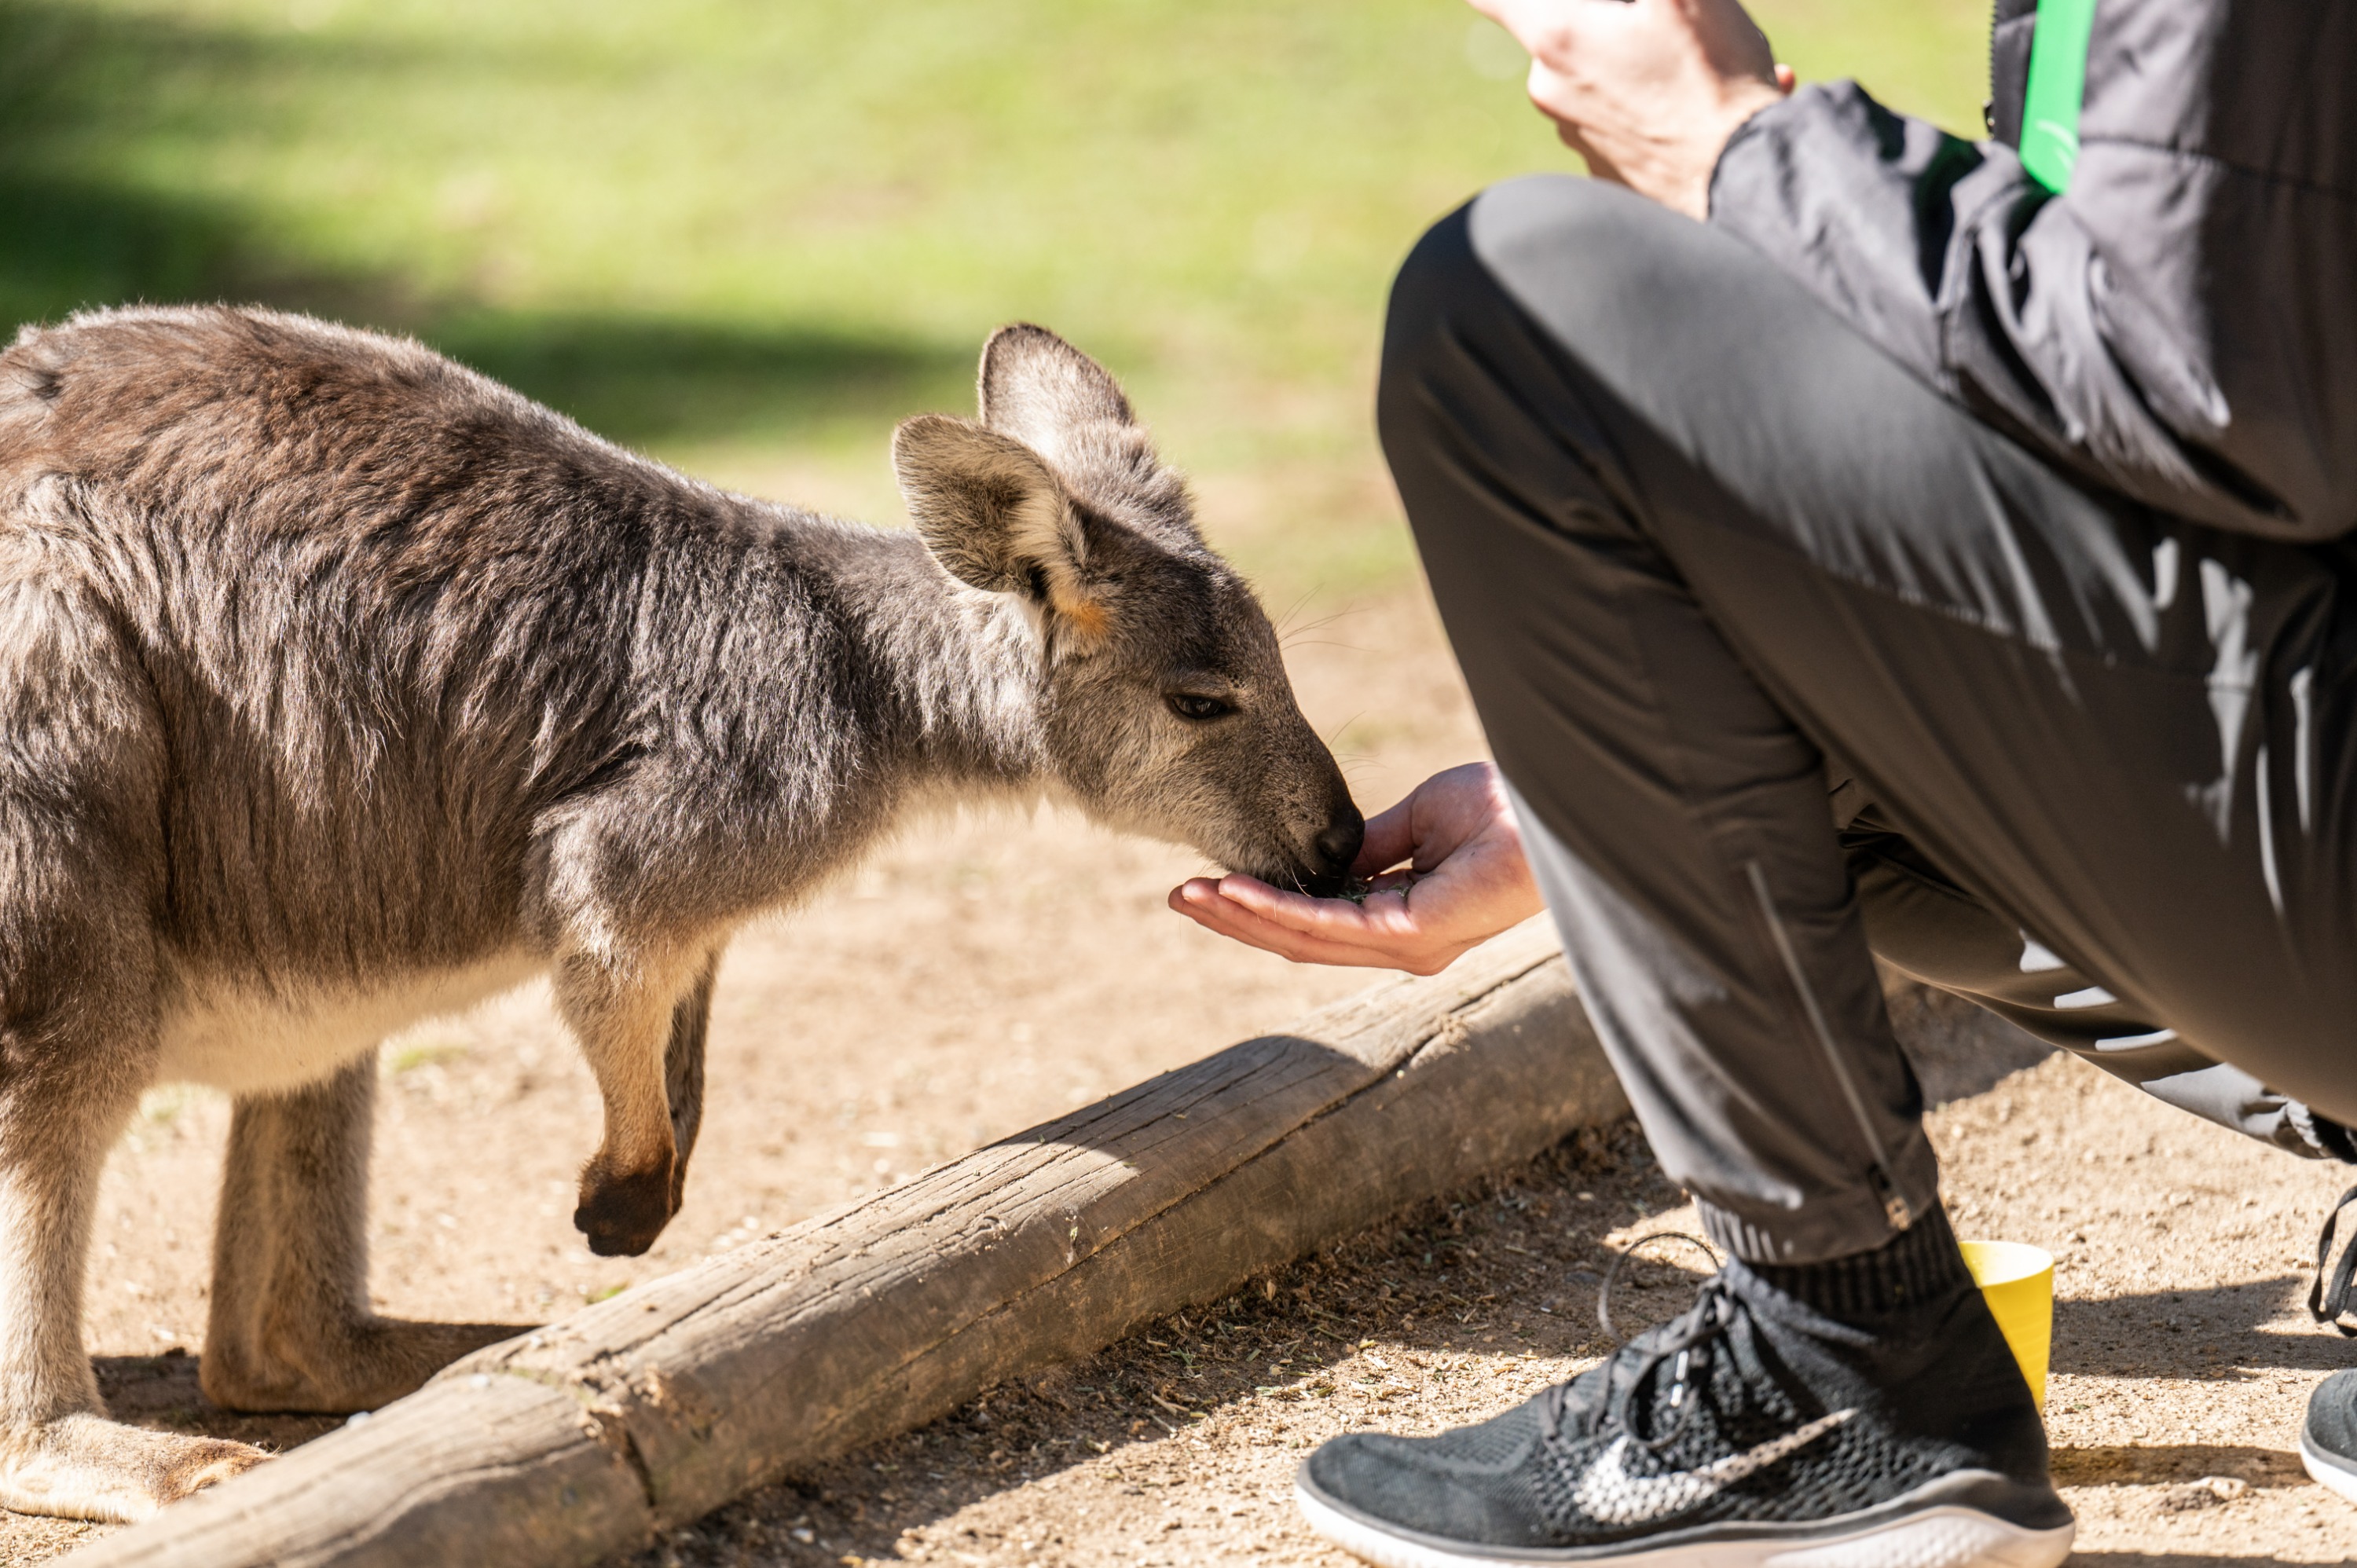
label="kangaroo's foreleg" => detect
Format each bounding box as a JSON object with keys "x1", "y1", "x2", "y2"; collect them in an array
[
  {"x1": 664, "y1": 952, "x2": 719, "y2": 1214},
  {"x1": 200, "y1": 1056, "x2": 521, "y2": 1414},
  {"x1": 559, "y1": 943, "x2": 718, "y2": 1257}
]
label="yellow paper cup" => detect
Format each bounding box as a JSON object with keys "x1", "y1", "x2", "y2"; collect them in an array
[{"x1": 1959, "y1": 1240, "x2": 2054, "y2": 1409}]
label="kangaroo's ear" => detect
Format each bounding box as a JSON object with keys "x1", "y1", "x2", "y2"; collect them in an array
[
  {"x1": 893, "y1": 413, "x2": 1105, "y2": 636},
  {"x1": 974, "y1": 324, "x2": 1197, "y2": 548},
  {"x1": 977, "y1": 324, "x2": 1134, "y2": 458}
]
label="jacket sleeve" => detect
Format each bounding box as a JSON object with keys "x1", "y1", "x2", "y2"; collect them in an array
[
  {"x1": 2087, "y1": 1054, "x2": 2356, "y2": 1164},
  {"x1": 1707, "y1": 68, "x2": 2357, "y2": 542}
]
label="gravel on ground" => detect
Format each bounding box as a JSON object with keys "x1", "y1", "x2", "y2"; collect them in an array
[{"x1": 611, "y1": 1050, "x2": 2357, "y2": 1568}]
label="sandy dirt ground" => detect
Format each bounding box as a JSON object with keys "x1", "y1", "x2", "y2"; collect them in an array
[
  {"x1": 594, "y1": 1052, "x2": 2357, "y2": 1568},
  {"x1": 8, "y1": 587, "x2": 2356, "y2": 1566}
]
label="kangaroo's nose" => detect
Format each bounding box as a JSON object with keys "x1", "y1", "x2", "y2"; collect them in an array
[{"x1": 1314, "y1": 812, "x2": 1365, "y2": 874}]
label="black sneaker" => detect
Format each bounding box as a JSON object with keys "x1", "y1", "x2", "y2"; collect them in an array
[
  {"x1": 2303, "y1": 1370, "x2": 2357, "y2": 1507},
  {"x1": 1296, "y1": 1261, "x2": 2073, "y2": 1567}
]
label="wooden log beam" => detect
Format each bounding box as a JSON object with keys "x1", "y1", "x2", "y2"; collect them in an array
[{"x1": 68, "y1": 921, "x2": 1623, "y2": 1568}]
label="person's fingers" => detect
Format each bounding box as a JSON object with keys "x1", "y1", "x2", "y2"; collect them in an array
[
  {"x1": 1168, "y1": 884, "x2": 1476, "y2": 976},
  {"x1": 1172, "y1": 879, "x2": 1357, "y2": 944},
  {"x1": 1213, "y1": 910, "x2": 1451, "y2": 972},
  {"x1": 1173, "y1": 877, "x2": 1435, "y2": 958},
  {"x1": 1681, "y1": 0, "x2": 1780, "y2": 82},
  {"x1": 1477, "y1": 0, "x2": 1615, "y2": 38},
  {"x1": 1168, "y1": 777, "x2": 1532, "y2": 972},
  {"x1": 1358, "y1": 762, "x2": 1504, "y2": 877},
  {"x1": 1168, "y1": 885, "x2": 1424, "y2": 969},
  {"x1": 1463, "y1": 0, "x2": 1552, "y2": 32},
  {"x1": 1210, "y1": 874, "x2": 1423, "y2": 941},
  {"x1": 1353, "y1": 795, "x2": 1420, "y2": 877},
  {"x1": 1481, "y1": 0, "x2": 1633, "y2": 71}
]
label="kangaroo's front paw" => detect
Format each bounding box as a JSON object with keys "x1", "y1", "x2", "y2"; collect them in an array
[
  {"x1": 0, "y1": 1411, "x2": 265, "y2": 1522},
  {"x1": 574, "y1": 1154, "x2": 676, "y2": 1257}
]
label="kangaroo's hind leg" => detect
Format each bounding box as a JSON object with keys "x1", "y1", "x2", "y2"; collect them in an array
[
  {"x1": 0, "y1": 577, "x2": 262, "y2": 1519},
  {"x1": 0, "y1": 1010, "x2": 266, "y2": 1520},
  {"x1": 200, "y1": 1055, "x2": 522, "y2": 1414},
  {"x1": 0, "y1": 1035, "x2": 263, "y2": 1520}
]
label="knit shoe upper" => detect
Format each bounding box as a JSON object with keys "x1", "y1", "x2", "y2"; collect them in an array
[{"x1": 1297, "y1": 1263, "x2": 2073, "y2": 1563}]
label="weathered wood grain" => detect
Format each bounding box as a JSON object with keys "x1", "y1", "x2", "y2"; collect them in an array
[{"x1": 67, "y1": 922, "x2": 1622, "y2": 1568}]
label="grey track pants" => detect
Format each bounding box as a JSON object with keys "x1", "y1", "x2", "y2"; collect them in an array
[{"x1": 1378, "y1": 176, "x2": 2357, "y2": 1265}]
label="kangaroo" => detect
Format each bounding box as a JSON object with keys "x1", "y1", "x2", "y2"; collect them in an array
[{"x1": 0, "y1": 307, "x2": 1362, "y2": 1522}]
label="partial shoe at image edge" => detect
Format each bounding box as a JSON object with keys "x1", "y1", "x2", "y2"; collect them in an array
[
  {"x1": 2301, "y1": 1369, "x2": 2357, "y2": 1508},
  {"x1": 1294, "y1": 1467, "x2": 2076, "y2": 1568},
  {"x1": 2299, "y1": 1432, "x2": 2357, "y2": 1508}
]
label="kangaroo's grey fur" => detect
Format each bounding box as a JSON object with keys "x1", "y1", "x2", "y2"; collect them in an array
[{"x1": 0, "y1": 306, "x2": 1360, "y2": 1522}]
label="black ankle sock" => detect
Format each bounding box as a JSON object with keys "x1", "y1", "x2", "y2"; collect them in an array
[{"x1": 1736, "y1": 1204, "x2": 1973, "y2": 1321}]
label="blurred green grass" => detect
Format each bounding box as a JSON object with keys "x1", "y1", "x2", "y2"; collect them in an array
[{"x1": 0, "y1": 0, "x2": 1988, "y2": 600}]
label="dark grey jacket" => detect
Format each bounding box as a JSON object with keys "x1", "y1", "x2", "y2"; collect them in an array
[{"x1": 1712, "y1": 0, "x2": 2357, "y2": 541}]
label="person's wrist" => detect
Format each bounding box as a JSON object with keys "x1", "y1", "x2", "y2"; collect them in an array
[{"x1": 1660, "y1": 79, "x2": 1786, "y2": 217}]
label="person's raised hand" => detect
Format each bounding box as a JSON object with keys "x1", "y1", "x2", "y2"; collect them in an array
[
  {"x1": 1469, "y1": 0, "x2": 1792, "y2": 218},
  {"x1": 1168, "y1": 762, "x2": 1545, "y2": 976}
]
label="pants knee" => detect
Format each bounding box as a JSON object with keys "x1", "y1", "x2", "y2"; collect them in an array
[
  {"x1": 1376, "y1": 206, "x2": 1472, "y2": 460},
  {"x1": 1384, "y1": 178, "x2": 1652, "y2": 371},
  {"x1": 1378, "y1": 178, "x2": 1656, "y2": 585},
  {"x1": 1377, "y1": 174, "x2": 1671, "y2": 456}
]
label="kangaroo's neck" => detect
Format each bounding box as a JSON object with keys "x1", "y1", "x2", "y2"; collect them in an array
[
  {"x1": 665, "y1": 504, "x2": 1054, "y2": 806},
  {"x1": 840, "y1": 531, "x2": 1055, "y2": 798}
]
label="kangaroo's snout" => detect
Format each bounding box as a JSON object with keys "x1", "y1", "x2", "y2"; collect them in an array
[
  {"x1": 1276, "y1": 768, "x2": 1364, "y2": 899},
  {"x1": 1314, "y1": 810, "x2": 1365, "y2": 881}
]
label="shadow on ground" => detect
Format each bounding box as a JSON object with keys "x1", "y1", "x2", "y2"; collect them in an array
[
  {"x1": 93, "y1": 1354, "x2": 340, "y2": 1456},
  {"x1": 2051, "y1": 1443, "x2": 2306, "y2": 1489},
  {"x1": 2055, "y1": 1278, "x2": 2348, "y2": 1379},
  {"x1": 0, "y1": 0, "x2": 969, "y2": 456},
  {"x1": 1885, "y1": 973, "x2": 2058, "y2": 1108}
]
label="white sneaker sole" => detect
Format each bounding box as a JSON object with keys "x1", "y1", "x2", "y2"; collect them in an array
[
  {"x1": 2301, "y1": 1431, "x2": 2357, "y2": 1508},
  {"x1": 1296, "y1": 1479, "x2": 2076, "y2": 1568}
]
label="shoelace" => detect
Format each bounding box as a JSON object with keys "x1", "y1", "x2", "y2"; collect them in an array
[
  {"x1": 1543, "y1": 1276, "x2": 1740, "y2": 1453},
  {"x1": 2311, "y1": 1185, "x2": 2357, "y2": 1336}
]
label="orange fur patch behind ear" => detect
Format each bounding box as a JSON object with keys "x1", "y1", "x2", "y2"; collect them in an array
[{"x1": 1053, "y1": 589, "x2": 1110, "y2": 641}]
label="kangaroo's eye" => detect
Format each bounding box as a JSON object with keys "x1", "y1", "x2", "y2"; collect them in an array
[{"x1": 1166, "y1": 693, "x2": 1234, "y2": 722}]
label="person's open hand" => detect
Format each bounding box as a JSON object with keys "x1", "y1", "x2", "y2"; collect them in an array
[
  {"x1": 1169, "y1": 762, "x2": 1545, "y2": 976},
  {"x1": 1469, "y1": 0, "x2": 1793, "y2": 219}
]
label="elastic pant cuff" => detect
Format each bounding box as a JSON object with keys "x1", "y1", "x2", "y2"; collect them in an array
[{"x1": 1692, "y1": 1129, "x2": 1946, "y2": 1268}]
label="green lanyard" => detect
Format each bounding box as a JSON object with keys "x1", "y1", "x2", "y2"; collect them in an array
[{"x1": 2020, "y1": 0, "x2": 2096, "y2": 192}]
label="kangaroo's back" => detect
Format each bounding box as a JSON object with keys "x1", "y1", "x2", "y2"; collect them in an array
[{"x1": 0, "y1": 307, "x2": 724, "y2": 980}]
